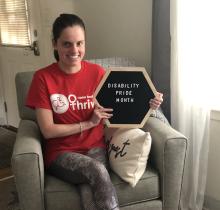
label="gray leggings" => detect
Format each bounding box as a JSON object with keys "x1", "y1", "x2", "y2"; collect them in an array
[{"x1": 48, "y1": 147, "x2": 119, "y2": 210}]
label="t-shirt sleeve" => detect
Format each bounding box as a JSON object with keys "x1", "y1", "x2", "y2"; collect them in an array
[
  {"x1": 96, "y1": 65, "x2": 106, "y2": 84},
  {"x1": 25, "y1": 71, "x2": 52, "y2": 110}
]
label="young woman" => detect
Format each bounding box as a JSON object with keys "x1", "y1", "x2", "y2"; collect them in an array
[{"x1": 26, "y1": 14, "x2": 163, "y2": 210}]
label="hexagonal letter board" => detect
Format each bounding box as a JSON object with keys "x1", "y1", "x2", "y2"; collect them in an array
[{"x1": 94, "y1": 67, "x2": 157, "y2": 128}]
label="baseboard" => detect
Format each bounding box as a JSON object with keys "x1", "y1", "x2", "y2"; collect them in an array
[
  {"x1": 0, "y1": 124, "x2": 17, "y2": 132},
  {"x1": 204, "y1": 195, "x2": 220, "y2": 210},
  {"x1": 0, "y1": 168, "x2": 13, "y2": 180}
]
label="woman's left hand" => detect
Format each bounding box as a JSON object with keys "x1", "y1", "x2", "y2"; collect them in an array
[{"x1": 149, "y1": 92, "x2": 163, "y2": 110}]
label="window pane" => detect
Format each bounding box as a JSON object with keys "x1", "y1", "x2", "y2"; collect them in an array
[{"x1": 0, "y1": 0, "x2": 31, "y2": 46}]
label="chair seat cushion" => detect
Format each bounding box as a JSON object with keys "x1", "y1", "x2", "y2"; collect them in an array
[
  {"x1": 45, "y1": 166, "x2": 160, "y2": 208},
  {"x1": 110, "y1": 166, "x2": 160, "y2": 206}
]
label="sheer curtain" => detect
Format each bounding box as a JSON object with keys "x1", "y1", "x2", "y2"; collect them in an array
[{"x1": 170, "y1": 0, "x2": 220, "y2": 210}]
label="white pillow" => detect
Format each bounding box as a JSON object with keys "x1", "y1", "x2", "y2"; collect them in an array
[{"x1": 105, "y1": 128, "x2": 152, "y2": 187}]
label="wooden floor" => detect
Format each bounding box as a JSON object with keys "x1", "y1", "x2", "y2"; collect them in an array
[{"x1": 0, "y1": 167, "x2": 13, "y2": 180}]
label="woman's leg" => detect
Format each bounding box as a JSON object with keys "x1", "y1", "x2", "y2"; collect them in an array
[
  {"x1": 78, "y1": 184, "x2": 97, "y2": 210},
  {"x1": 48, "y1": 149, "x2": 119, "y2": 210},
  {"x1": 79, "y1": 148, "x2": 119, "y2": 210},
  {"x1": 79, "y1": 148, "x2": 108, "y2": 210}
]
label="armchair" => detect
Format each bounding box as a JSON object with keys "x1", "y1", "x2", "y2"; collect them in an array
[{"x1": 12, "y1": 59, "x2": 187, "y2": 210}]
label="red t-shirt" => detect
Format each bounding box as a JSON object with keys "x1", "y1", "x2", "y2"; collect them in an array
[{"x1": 26, "y1": 61, "x2": 105, "y2": 167}]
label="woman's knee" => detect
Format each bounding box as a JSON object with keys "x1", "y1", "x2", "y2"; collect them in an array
[{"x1": 88, "y1": 160, "x2": 110, "y2": 182}]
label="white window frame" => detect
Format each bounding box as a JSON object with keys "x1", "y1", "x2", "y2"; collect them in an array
[{"x1": 0, "y1": 0, "x2": 32, "y2": 47}]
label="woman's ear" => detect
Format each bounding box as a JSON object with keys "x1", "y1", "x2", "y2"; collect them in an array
[{"x1": 52, "y1": 39, "x2": 57, "y2": 49}]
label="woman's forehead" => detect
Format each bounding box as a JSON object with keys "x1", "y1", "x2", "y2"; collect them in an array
[{"x1": 59, "y1": 25, "x2": 85, "y2": 39}]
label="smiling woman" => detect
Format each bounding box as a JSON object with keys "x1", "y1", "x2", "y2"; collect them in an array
[
  {"x1": 25, "y1": 13, "x2": 121, "y2": 210},
  {"x1": 53, "y1": 25, "x2": 86, "y2": 73}
]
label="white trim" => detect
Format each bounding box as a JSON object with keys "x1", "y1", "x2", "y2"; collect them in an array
[
  {"x1": 0, "y1": 62, "x2": 7, "y2": 125},
  {"x1": 0, "y1": 175, "x2": 14, "y2": 182}
]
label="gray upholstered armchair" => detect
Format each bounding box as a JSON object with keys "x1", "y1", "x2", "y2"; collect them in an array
[{"x1": 12, "y1": 59, "x2": 187, "y2": 210}]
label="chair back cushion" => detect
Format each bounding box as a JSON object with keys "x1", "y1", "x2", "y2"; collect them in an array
[{"x1": 15, "y1": 71, "x2": 36, "y2": 121}]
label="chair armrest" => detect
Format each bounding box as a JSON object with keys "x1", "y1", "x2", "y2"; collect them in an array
[
  {"x1": 143, "y1": 117, "x2": 187, "y2": 210},
  {"x1": 11, "y1": 120, "x2": 45, "y2": 210}
]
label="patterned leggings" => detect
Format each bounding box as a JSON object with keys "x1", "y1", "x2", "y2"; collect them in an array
[{"x1": 47, "y1": 148, "x2": 119, "y2": 210}]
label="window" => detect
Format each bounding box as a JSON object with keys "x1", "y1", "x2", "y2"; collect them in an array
[{"x1": 0, "y1": 0, "x2": 31, "y2": 47}]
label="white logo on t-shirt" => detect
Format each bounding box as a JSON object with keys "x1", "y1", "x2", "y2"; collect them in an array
[
  {"x1": 50, "y1": 94, "x2": 69, "y2": 114},
  {"x1": 68, "y1": 94, "x2": 94, "y2": 110},
  {"x1": 50, "y1": 93, "x2": 95, "y2": 114}
]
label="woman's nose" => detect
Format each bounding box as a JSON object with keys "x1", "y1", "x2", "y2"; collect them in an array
[{"x1": 71, "y1": 44, "x2": 78, "y2": 52}]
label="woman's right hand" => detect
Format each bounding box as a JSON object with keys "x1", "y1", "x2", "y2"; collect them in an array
[{"x1": 89, "y1": 104, "x2": 113, "y2": 126}]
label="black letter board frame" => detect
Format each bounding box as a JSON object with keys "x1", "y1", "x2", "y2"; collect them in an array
[{"x1": 94, "y1": 67, "x2": 157, "y2": 128}]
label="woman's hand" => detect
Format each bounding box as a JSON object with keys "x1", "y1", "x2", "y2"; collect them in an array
[
  {"x1": 149, "y1": 92, "x2": 163, "y2": 110},
  {"x1": 89, "y1": 104, "x2": 113, "y2": 126}
]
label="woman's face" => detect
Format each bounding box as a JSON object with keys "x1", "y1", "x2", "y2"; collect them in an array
[{"x1": 53, "y1": 25, "x2": 85, "y2": 72}]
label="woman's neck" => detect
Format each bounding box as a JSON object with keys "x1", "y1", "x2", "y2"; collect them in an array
[{"x1": 58, "y1": 62, "x2": 82, "y2": 74}]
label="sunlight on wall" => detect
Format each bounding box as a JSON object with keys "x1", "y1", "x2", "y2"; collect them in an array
[{"x1": 177, "y1": 0, "x2": 220, "y2": 110}]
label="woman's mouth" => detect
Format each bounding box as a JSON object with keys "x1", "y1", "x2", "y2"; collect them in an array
[{"x1": 68, "y1": 55, "x2": 80, "y2": 60}]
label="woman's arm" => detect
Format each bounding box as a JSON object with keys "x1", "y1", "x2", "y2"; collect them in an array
[{"x1": 36, "y1": 106, "x2": 113, "y2": 139}]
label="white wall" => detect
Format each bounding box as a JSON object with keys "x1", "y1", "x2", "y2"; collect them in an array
[
  {"x1": 73, "y1": 0, "x2": 152, "y2": 72},
  {"x1": 204, "y1": 110, "x2": 220, "y2": 210}
]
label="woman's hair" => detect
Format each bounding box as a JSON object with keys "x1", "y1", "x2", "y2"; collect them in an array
[{"x1": 52, "y1": 14, "x2": 86, "y2": 61}]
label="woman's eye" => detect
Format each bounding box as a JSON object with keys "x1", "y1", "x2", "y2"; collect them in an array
[
  {"x1": 77, "y1": 41, "x2": 84, "y2": 47},
  {"x1": 63, "y1": 42, "x2": 71, "y2": 47}
]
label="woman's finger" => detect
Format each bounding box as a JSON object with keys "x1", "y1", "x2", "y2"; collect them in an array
[
  {"x1": 156, "y1": 92, "x2": 163, "y2": 99},
  {"x1": 149, "y1": 99, "x2": 161, "y2": 109},
  {"x1": 95, "y1": 108, "x2": 113, "y2": 119},
  {"x1": 99, "y1": 108, "x2": 113, "y2": 113},
  {"x1": 150, "y1": 99, "x2": 161, "y2": 106},
  {"x1": 102, "y1": 113, "x2": 113, "y2": 119}
]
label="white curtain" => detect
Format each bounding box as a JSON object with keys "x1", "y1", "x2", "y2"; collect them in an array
[{"x1": 170, "y1": 0, "x2": 220, "y2": 210}]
